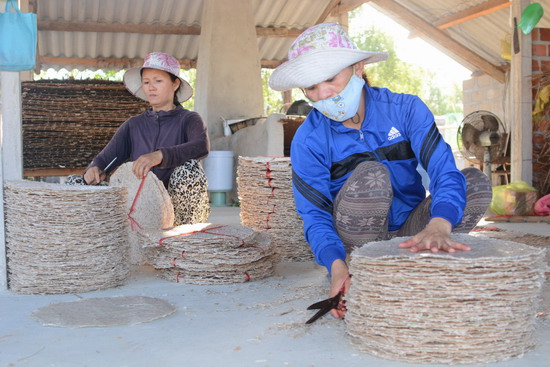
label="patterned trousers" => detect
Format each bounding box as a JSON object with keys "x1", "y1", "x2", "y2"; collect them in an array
[{"x1": 333, "y1": 161, "x2": 493, "y2": 253}]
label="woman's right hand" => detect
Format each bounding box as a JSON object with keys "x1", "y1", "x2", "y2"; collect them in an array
[
  {"x1": 83, "y1": 166, "x2": 104, "y2": 185},
  {"x1": 329, "y1": 259, "x2": 351, "y2": 319}
]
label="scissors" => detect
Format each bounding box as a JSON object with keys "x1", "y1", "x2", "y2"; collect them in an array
[
  {"x1": 305, "y1": 274, "x2": 351, "y2": 324},
  {"x1": 305, "y1": 291, "x2": 344, "y2": 324},
  {"x1": 85, "y1": 157, "x2": 117, "y2": 185}
]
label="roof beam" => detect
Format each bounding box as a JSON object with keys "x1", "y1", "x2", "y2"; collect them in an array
[
  {"x1": 410, "y1": 0, "x2": 510, "y2": 38},
  {"x1": 38, "y1": 21, "x2": 202, "y2": 35},
  {"x1": 370, "y1": 0, "x2": 506, "y2": 83},
  {"x1": 316, "y1": 0, "x2": 343, "y2": 24},
  {"x1": 39, "y1": 56, "x2": 284, "y2": 70},
  {"x1": 38, "y1": 21, "x2": 304, "y2": 38},
  {"x1": 331, "y1": 0, "x2": 368, "y2": 15}
]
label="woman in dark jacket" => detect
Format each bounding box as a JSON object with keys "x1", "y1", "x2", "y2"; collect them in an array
[{"x1": 69, "y1": 52, "x2": 210, "y2": 225}]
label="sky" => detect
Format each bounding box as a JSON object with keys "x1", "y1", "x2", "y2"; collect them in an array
[{"x1": 349, "y1": 4, "x2": 473, "y2": 91}]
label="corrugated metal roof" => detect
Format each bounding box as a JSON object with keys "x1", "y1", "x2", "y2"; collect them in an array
[
  {"x1": 34, "y1": 0, "x2": 332, "y2": 71},
  {"x1": 10, "y1": 0, "x2": 550, "y2": 73}
]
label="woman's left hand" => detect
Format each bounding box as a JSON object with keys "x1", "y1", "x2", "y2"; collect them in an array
[
  {"x1": 398, "y1": 217, "x2": 471, "y2": 253},
  {"x1": 132, "y1": 151, "x2": 163, "y2": 179}
]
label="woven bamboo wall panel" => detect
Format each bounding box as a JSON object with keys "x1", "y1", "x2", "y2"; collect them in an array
[{"x1": 22, "y1": 80, "x2": 149, "y2": 171}]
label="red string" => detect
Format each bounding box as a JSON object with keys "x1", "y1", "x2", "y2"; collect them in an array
[
  {"x1": 245, "y1": 272, "x2": 251, "y2": 282},
  {"x1": 471, "y1": 226, "x2": 501, "y2": 232},
  {"x1": 265, "y1": 213, "x2": 272, "y2": 230},
  {"x1": 127, "y1": 177, "x2": 147, "y2": 231},
  {"x1": 263, "y1": 158, "x2": 278, "y2": 231},
  {"x1": 176, "y1": 271, "x2": 183, "y2": 283}
]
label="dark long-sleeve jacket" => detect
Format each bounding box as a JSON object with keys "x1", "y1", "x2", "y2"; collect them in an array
[{"x1": 89, "y1": 105, "x2": 209, "y2": 187}]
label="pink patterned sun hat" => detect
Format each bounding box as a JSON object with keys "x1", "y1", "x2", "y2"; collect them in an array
[
  {"x1": 269, "y1": 23, "x2": 388, "y2": 91},
  {"x1": 123, "y1": 52, "x2": 193, "y2": 102}
]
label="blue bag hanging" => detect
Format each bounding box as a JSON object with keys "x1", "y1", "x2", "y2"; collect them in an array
[{"x1": 0, "y1": 0, "x2": 37, "y2": 71}]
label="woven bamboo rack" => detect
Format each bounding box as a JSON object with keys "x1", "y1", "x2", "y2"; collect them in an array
[{"x1": 22, "y1": 80, "x2": 149, "y2": 176}]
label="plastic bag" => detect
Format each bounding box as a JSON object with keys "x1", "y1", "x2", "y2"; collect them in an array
[
  {"x1": 0, "y1": 0, "x2": 37, "y2": 71},
  {"x1": 534, "y1": 194, "x2": 550, "y2": 216},
  {"x1": 489, "y1": 180, "x2": 539, "y2": 215},
  {"x1": 518, "y1": 2, "x2": 544, "y2": 35}
]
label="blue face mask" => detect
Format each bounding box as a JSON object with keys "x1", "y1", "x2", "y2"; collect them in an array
[{"x1": 311, "y1": 73, "x2": 365, "y2": 122}]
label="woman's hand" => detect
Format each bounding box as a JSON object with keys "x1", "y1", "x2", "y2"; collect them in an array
[
  {"x1": 398, "y1": 217, "x2": 471, "y2": 253},
  {"x1": 132, "y1": 151, "x2": 163, "y2": 179},
  {"x1": 329, "y1": 259, "x2": 351, "y2": 319},
  {"x1": 83, "y1": 166, "x2": 104, "y2": 185}
]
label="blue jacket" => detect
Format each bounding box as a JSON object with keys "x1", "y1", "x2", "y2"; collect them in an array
[{"x1": 291, "y1": 86, "x2": 466, "y2": 272}]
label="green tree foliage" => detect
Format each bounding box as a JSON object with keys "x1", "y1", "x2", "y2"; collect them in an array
[
  {"x1": 355, "y1": 26, "x2": 424, "y2": 97},
  {"x1": 261, "y1": 68, "x2": 304, "y2": 115},
  {"x1": 352, "y1": 26, "x2": 462, "y2": 116},
  {"x1": 260, "y1": 26, "x2": 463, "y2": 117},
  {"x1": 35, "y1": 67, "x2": 197, "y2": 110}
]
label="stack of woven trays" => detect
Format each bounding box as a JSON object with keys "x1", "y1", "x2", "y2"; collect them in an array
[
  {"x1": 21, "y1": 80, "x2": 148, "y2": 170},
  {"x1": 140, "y1": 224, "x2": 275, "y2": 284},
  {"x1": 110, "y1": 163, "x2": 174, "y2": 265},
  {"x1": 345, "y1": 234, "x2": 548, "y2": 364},
  {"x1": 237, "y1": 157, "x2": 312, "y2": 261},
  {"x1": 4, "y1": 180, "x2": 129, "y2": 294}
]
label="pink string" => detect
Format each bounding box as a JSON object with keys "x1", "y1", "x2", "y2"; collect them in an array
[{"x1": 128, "y1": 177, "x2": 147, "y2": 231}]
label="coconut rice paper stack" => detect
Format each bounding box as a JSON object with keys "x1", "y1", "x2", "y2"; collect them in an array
[
  {"x1": 345, "y1": 233, "x2": 548, "y2": 364},
  {"x1": 141, "y1": 223, "x2": 275, "y2": 284},
  {"x1": 4, "y1": 180, "x2": 129, "y2": 294},
  {"x1": 237, "y1": 157, "x2": 312, "y2": 261}
]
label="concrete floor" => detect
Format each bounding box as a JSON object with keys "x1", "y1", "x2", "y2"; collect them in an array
[{"x1": 1, "y1": 207, "x2": 549, "y2": 367}]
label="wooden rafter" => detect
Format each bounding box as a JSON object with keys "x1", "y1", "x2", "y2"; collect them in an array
[
  {"x1": 410, "y1": 0, "x2": 510, "y2": 38},
  {"x1": 38, "y1": 20, "x2": 304, "y2": 38},
  {"x1": 39, "y1": 56, "x2": 284, "y2": 70},
  {"x1": 331, "y1": 0, "x2": 368, "y2": 15},
  {"x1": 38, "y1": 21, "x2": 201, "y2": 35},
  {"x1": 316, "y1": 0, "x2": 343, "y2": 24},
  {"x1": 370, "y1": 0, "x2": 506, "y2": 83}
]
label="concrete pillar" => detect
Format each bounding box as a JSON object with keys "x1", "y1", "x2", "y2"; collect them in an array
[
  {"x1": 0, "y1": 71, "x2": 24, "y2": 290},
  {"x1": 195, "y1": 0, "x2": 264, "y2": 140},
  {"x1": 510, "y1": 0, "x2": 533, "y2": 184}
]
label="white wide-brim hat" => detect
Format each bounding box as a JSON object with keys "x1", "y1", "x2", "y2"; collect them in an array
[
  {"x1": 123, "y1": 52, "x2": 193, "y2": 103},
  {"x1": 269, "y1": 23, "x2": 388, "y2": 91}
]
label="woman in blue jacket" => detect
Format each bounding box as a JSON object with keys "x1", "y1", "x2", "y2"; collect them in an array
[
  {"x1": 68, "y1": 52, "x2": 210, "y2": 225},
  {"x1": 269, "y1": 23, "x2": 492, "y2": 319}
]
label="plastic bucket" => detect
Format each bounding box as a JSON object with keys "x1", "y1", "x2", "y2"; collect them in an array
[{"x1": 202, "y1": 151, "x2": 234, "y2": 206}]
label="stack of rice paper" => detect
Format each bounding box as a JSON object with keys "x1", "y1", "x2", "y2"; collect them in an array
[
  {"x1": 237, "y1": 157, "x2": 312, "y2": 261},
  {"x1": 4, "y1": 180, "x2": 129, "y2": 294},
  {"x1": 141, "y1": 223, "x2": 275, "y2": 284},
  {"x1": 345, "y1": 234, "x2": 548, "y2": 364}
]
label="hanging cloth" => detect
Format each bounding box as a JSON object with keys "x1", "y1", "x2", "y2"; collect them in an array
[{"x1": 0, "y1": 0, "x2": 37, "y2": 71}]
